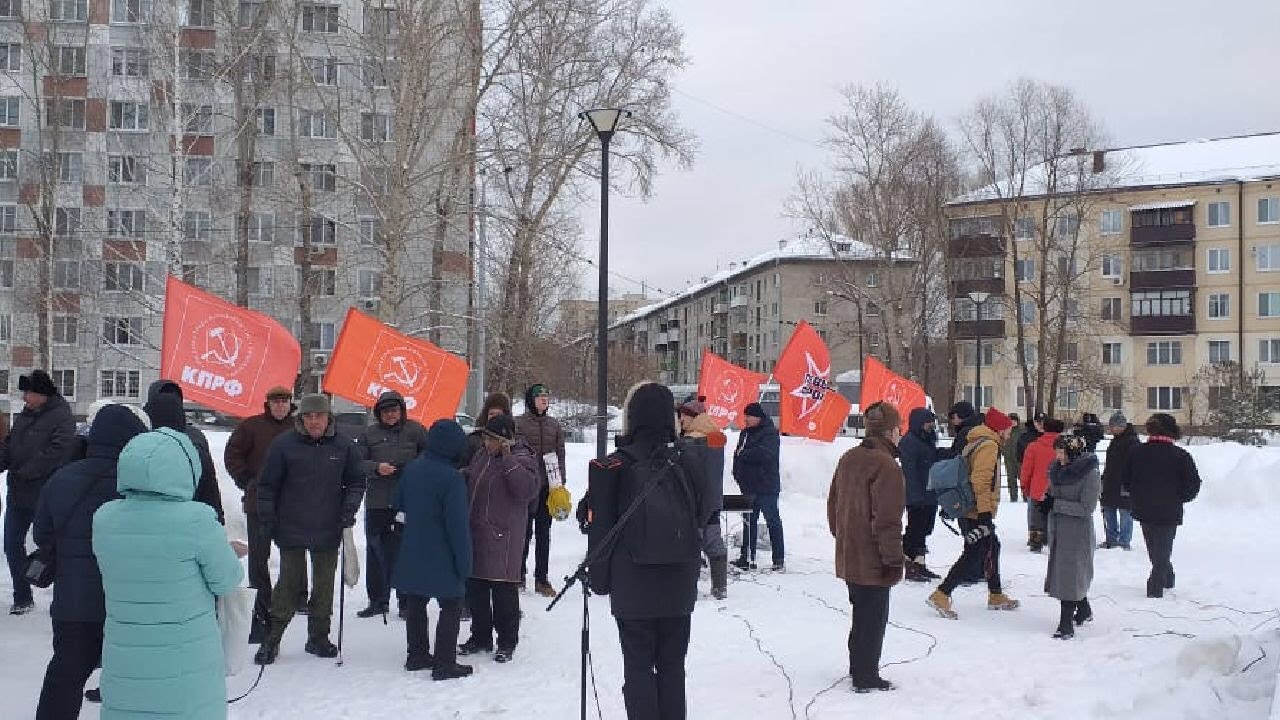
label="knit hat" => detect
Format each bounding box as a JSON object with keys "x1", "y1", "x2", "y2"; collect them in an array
[
  {"x1": 298, "y1": 394, "x2": 332, "y2": 415},
  {"x1": 18, "y1": 369, "x2": 58, "y2": 396},
  {"x1": 949, "y1": 401, "x2": 976, "y2": 420},
  {"x1": 863, "y1": 402, "x2": 901, "y2": 438},
  {"x1": 144, "y1": 393, "x2": 187, "y2": 432},
  {"x1": 482, "y1": 413, "x2": 516, "y2": 441},
  {"x1": 623, "y1": 382, "x2": 677, "y2": 441},
  {"x1": 677, "y1": 394, "x2": 707, "y2": 418},
  {"x1": 743, "y1": 403, "x2": 766, "y2": 419},
  {"x1": 266, "y1": 386, "x2": 292, "y2": 401},
  {"x1": 1107, "y1": 411, "x2": 1127, "y2": 428},
  {"x1": 984, "y1": 407, "x2": 1014, "y2": 433}
]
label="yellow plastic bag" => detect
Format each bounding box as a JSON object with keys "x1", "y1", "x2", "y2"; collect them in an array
[{"x1": 547, "y1": 485, "x2": 573, "y2": 521}]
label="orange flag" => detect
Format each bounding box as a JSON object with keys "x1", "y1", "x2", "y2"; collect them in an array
[
  {"x1": 860, "y1": 355, "x2": 927, "y2": 435},
  {"x1": 323, "y1": 308, "x2": 469, "y2": 425},
  {"x1": 774, "y1": 320, "x2": 851, "y2": 441},
  {"x1": 161, "y1": 275, "x2": 301, "y2": 418},
  {"x1": 696, "y1": 350, "x2": 767, "y2": 429}
]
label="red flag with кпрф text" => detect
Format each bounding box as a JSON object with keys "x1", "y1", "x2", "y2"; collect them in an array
[
  {"x1": 774, "y1": 320, "x2": 851, "y2": 442},
  {"x1": 696, "y1": 350, "x2": 766, "y2": 429},
  {"x1": 860, "y1": 355, "x2": 926, "y2": 435}
]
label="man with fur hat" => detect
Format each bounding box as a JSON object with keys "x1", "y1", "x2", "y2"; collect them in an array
[
  {"x1": 143, "y1": 380, "x2": 224, "y2": 524},
  {"x1": 1, "y1": 370, "x2": 76, "y2": 614},
  {"x1": 927, "y1": 407, "x2": 1021, "y2": 618},
  {"x1": 732, "y1": 402, "x2": 784, "y2": 571},
  {"x1": 588, "y1": 382, "x2": 711, "y2": 719},
  {"x1": 516, "y1": 383, "x2": 566, "y2": 597},
  {"x1": 678, "y1": 395, "x2": 729, "y2": 600},
  {"x1": 254, "y1": 394, "x2": 367, "y2": 665},
  {"x1": 354, "y1": 390, "x2": 429, "y2": 619},
  {"x1": 225, "y1": 385, "x2": 298, "y2": 641}
]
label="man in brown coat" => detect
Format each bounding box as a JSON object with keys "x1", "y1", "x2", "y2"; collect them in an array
[{"x1": 827, "y1": 402, "x2": 905, "y2": 693}]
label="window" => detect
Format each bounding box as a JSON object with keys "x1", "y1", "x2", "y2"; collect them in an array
[
  {"x1": 51, "y1": 370, "x2": 76, "y2": 399},
  {"x1": 1260, "y1": 339, "x2": 1280, "y2": 364},
  {"x1": 0, "y1": 151, "x2": 12, "y2": 183},
  {"x1": 301, "y1": 3, "x2": 338, "y2": 32},
  {"x1": 185, "y1": 0, "x2": 213, "y2": 26},
  {"x1": 813, "y1": 301, "x2": 827, "y2": 316},
  {"x1": 183, "y1": 211, "x2": 211, "y2": 241},
  {"x1": 108, "y1": 155, "x2": 146, "y2": 184},
  {"x1": 963, "y1": 386, "x2": 994, "y2": 408},
  {"x1": 1208, "y1": 293, "x2": 1230, "y2": 319},
  {"x1": 1014, "y1": 258, "x2": 1035, "y2": 282},
  {"x1": 54, "y1": 259, "x2": 80, "y2": 288},
  {"x1": 46, "y1": 98, "x2": 85, "y2": 129},
  {"x1": 52, "y1": 315, "x2": 77, "y2": 344},
  {"x1": 103, "y1": 262, "x2": 144, "y2": 292},
  {"x1": 1021, "y1": 342, "x2": 1038, "y2": 366},
  {"x1": 256, "y1": 107, "x2": 276, "y2": 136},
  {"x1": 238, "y1": 0, "x2": 263, "y2": 27},
  {"x1": 50, "y1": 0, "x2": 87, "y2": 21},
  {"x1": 1014, "y1": 217, "x2": 1034, "y2": 240},
  {"x1": 184, "y1": 157, "x2": 212, "y2": 186},
  {"x1": 110, "y1": 47, "x2": 149, "y2": 77},
  {"x1": 301, "y1": 215, "x2": 336, "y2": 245},
  {"x1": 0, "y1": 96, "x2": 17, "y2": 127},
  {"x1": 866, "y1": 302, "x2": 880, "y2": 317},
  {"x1": 51, "y1": 152, "x2": 82, "y2": 183},
  {"x1": 358, "y1": 269, "x2": 382, "y2": 296},
  {"x1": 1016, "y1": 385, "x2": 1029, "y2": 409},
  {"x1": 1101, "y1": 297, "x2": 1122, "y2": 322},
  {"x1": 1059, "y1": 385, "x2": 1080, "y2": 411},
  {"x1": 1133, "y1": 206, "x2": 1193, "y2": 227},
  {"x1": 1208, "y1": 201, "x2": 1230, "y2": 228},
  {"x1": 1100, "y1": 209, "x2": 1123, "y2": 235},
  {"x1": 1259, "y1": 244, "x2": 1280, "y2": 271},
  {"x1": 0, "y1": 43, "x2": 20, "y2": 72},
  {"x1": 302, "y1": 163, "x2": 336, "y2": 191},
  {"x1": 0, "y1": 313, "x2": 8, "y2": 342},
  {"x1": 359, "y1": 217, "x2": 383, "y2": 246},
  {"x1": 107, "y1": 209, "x2": 145, "y2": 237},
  {"x1": 305, "y1": 56, "x2": 338, "y2": 85},
  {"x1": 953, "y1": 297, "x2": 1003, "y2": 322},
  {"x1": 182, "y1": 263, "x2": 207, "y2": 287},
  {"x1": 1054, "y1": 213, "x2": 1079, "y2": 237},
  {"x1": 1261, "y1": 386, "x2": 1280, "y2": 414},
  {"x1": 55, "y1": 45, "x2": 85, "y2": 75},
  {"x1": 362, "y1": 57, "x2": 396, "y2": 87},
  {"x1": 1207, "y1": 247, "x2": 1230, "y2": 274},
  {"x1": 1018, "y1": 300, "x2": 1035, "y2": 323},
  {"x1": 111, "y1": 0, "x2": 150, "y2": 23},
  {"x1": 109, "y1": 101, "x2": 149, "y2": 131},
  {"x1": 963, "y1": 342, "x2": 994, "y2": 367},
  {"x1": 101, "y1": 316, "x2": 143, "y2": 345},
  {"x1": 1261, "y1": 292, "x2": 1280, "y2": 318},
  {"x1": 1147, "y1": 386, "x2": 1183, "y2": 411},
  {"x1": 1102, "y1": 342, "x2": 1122, "y2": 365},
  {"x1": 1132, "y1": 290, "x2": 1192, "y2": 317},
  {"x1": 248, "y1": 54, "x2": 277, "y2": 82},
  {"x1": 300, "y1": 268, "x2": 336, "y2": 296},
  {"x1": 183, "y1": 103, "x2": 213, "y2": 133},
  {"x1": 1063, "y1": 342, "x2": 1079, "y2": 364},
  {"x1": 100, "y1": 369, "x2": 141, "y2": 398},
  {"x1": 1101, "y1": 253, "x2": 1122, "y2": 278},
  {"x1": 1102, "y1": 385, "x2": 1123, "y2": 411},
  {"x1": 1259, "y1": 197, "x2": 1280, "y2": 224},
  {"x1": 364, "y1": 4, "x2": 396, "y2": 34},
  {"x1": 1056, "y1": 255, "x2": 1079, "y2": 277},
  {"x1": 0, "y1": 259, "x2": 11, "y2": 288},
  {"x1": 238, "y1": 161, "x2": 273, "y2": 187},
  {"x1": 247, "y1": 266, "x2": 273, "y2": 296},
  {"x1": 305, "y1": 322, "x2": 336, "y2": 350},
  {"x1": 1146, "y1": 341, "x2": 1183, "y2": 366},
  {"x1": 1208, "y1": 340, "x2": 1232, "y2": 365},
  {"x1": 866, "y1": 272, "x2": 878, "y2": 288},
  {"x1": 298, "y1": 110, "x2": 335, "y2": 139},
  {"x1": 0, "y1": 205, "x2": 12, "y2": 233},
  {"x1": 55, "y1": 208, "x2": 80, "y2": 237},
  {"x1": 360, "y1": 112, "x2": 392, "y2": 142},
  {"x1": 0, "y1": 0, "x2": 14, "y2": 18}
]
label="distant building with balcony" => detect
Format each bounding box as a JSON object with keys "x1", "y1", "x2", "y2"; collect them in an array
[{"x1": 945, "y1": 132, "x2": 1280, "y2": 425}]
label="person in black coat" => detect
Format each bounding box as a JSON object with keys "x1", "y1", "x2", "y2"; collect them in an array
[
  {"x1": 588, "y1": 382, "x2": 710, "y2": 720},
  {"x1": 941, "y1": 401, "x2": 983, "y2": 459},
  {"x1": 32, "y1": 404, "x2": 148, "y2": 719},
  {"x1": 1074, "y1": 413, "x2": 1105, "y2": 452},
  {"x1": 143, "y1": 381, "x2": 225, "y2": 524},
  {"x1": 2, "y1": 369, "x2": 77, "y2": 614},
  {"x1": 1016, "y1": 413, "x2": 1045, "y2": 466},
  {"x1": 1099, "y1": 413, "x2": 1138, "y2": 550},
  {"x1": 899, "y1": 408, "x2": 940, "y2": 582},
  {"x1": 731, "y1": 403, "x2": 783, "y2": 571},
  {"x1": 1120, "y1": 414, "x2": 1201, "y2": 598}
]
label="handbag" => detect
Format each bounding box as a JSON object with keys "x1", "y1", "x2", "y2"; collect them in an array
[
  {"x1": 217, "y1": 587, "x2": 255, "y2": 676},
  {"x1": 25, "y1": 477, "x2": 100, "y2": 589}
]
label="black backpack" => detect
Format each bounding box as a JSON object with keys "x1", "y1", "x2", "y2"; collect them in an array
[{"x1": 616, "y1": 443, "x2": 702, "y2": 566}]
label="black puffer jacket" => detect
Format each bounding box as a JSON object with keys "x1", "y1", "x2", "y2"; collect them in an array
[
  {"x1": 144, "y1": 381, "x2": 225, "y2": 524},
  {"x1": 1121, "y1": 438, "x2": 1201, "y2": 525},
  {"x1": 899, "y1": 409, "x2": 939, "y2": 507},
  {"x1": 1, "y1": 394, "x2": 76, "y2": 509},
  {"x1": 732, "y1": 414, "x2": 781, "y2": 495},
  {"x1": 355, "y1": 391, "x2": 429, "y2": 510},
  {"x1": 32, "y1": 405, "x2": 147, "y2": 622},
  {"x1": 257, "y1": 418, "x2": 368, "y2": 550},
  {"x1": 1100, "y1": 424, "x2": 1138, "y2": 509}
]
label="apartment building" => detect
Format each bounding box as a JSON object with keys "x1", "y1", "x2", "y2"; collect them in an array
[
  {"x1": 0, "y1": 0, "x2": 474, "y2": 416},
  {"x1": 945, "y1": 132, "x2": 1280, "y2": 425},
  {"x1": 558, "y1": 292, "x2": 649, "y2": 340},
  {"x1": 607, "y1": 235, "x2": 915, "y2": 386}
]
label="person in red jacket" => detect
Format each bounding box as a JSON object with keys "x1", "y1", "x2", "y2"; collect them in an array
[{"x1": 1019, "y1": 418, "x2": 1064, "y2": 552}]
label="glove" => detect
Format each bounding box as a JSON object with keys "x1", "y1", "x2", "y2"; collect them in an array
[
  {"x1": 1037, "y1": 496, "x2": 1055, "y2": 515},
  {"x1": 963, "y1": 524, "x2": 992, "y2": 545}
]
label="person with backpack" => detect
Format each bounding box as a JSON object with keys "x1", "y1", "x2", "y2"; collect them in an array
[
  {"x1": 927, "y1": 408, "x2": 1020, "y2": 619},
  {"x1": 1099, "y1": 413, "x2": 1138, "y2": 550},
  {"x1": 1020, "y1": 418, "x2": 1064, "y2": 553},
  {"x1": 1044, "y1": 434, "x2": 1101, "y2": 639},
  {"x1": 589, "y1": 382, "x2": 710, "y2": 720},
  {"x1": 677, "y1": 395, "x2": 729, "y2": 600},
  {"x1": 827, "y1": 402, "x2": 905, "y2": 693},
  {"x1": 732, "y1": 403, "x2": 783, "y2": 572},
  {"x1": 1121, "y1": 414, "x2": 1201, "y2": 598},
  {"x1": 898, "y1": 408, "x2": 940, "y2": 582},
  {"x1": 941, "y1": 401, "x2": 982, "y2": 458}
]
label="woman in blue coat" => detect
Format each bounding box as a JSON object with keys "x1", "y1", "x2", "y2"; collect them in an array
[
  {"x1": 391, "y1": 419, "x2": 474, "y2": 681},
  {"x1": 93, "y1": 427, "x2": 244, "y2": 719}
]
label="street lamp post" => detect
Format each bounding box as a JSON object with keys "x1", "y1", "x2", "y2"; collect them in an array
[
  {"x1": 968, "y1": 291, "x2": 990, "y2": 410},
  {"x1": 580, "y1": 108, "x2": 629, "y2": 461}
]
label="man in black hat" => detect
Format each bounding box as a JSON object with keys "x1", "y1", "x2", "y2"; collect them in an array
[
  {"x1": 143, "y1": 380, "x2": 224, "y2": 524},
  {"x1": 732, "y1": 402, "x2": 784, "y2": 571},
  {"x1": 516, "y1": 383, "x2": 566, "y2": 598},
  {"x1": 1, "y1": 370, "x2": 76, "y2": 614}
]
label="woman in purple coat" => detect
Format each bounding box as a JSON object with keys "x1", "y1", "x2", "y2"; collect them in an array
[{"x1": 457, "y1": 414, "x2": 539, "y2": 663}]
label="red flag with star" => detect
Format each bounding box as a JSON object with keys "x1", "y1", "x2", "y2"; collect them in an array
[{"x1": 774, "y1": 320, "x2": 850, "y2": 442}]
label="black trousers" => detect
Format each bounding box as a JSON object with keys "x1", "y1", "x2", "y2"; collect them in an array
[
  {"x1": 404, "y1": 594, "x2": 464, "y2": 667},
  {"x1": 523, "y1": 487, "x2": 552, "y2": 583},
  {"x1": 902, "y1": 505, "x2": 937, "y2": 558},
  {"x1": 616, "y1": 616, "x2": 692, "y2": 720},
  {"x1": 938, "y1": 518, "x2": 1003, "y2": 595},
  {"x1": 845, "y1": 583, "x2": 891, "y2": 682},
  {"x1": 246, "y1": 512, "x2": 274, "y2": 622},
  {"x1": 1141, "y1": 522, "x2": 1177, "y2": 594},
  {"x1": 365, "y1": 508, "x2": 402, "y2": 607},
  {"x1": 465, "y1": 578, "x2": 520, "y2": 651},
  {"x1": 36, "y1": 620, "x2": 103, "y2": 720}
]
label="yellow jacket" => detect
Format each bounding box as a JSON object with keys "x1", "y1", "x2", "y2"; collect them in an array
[{"x1": 964, "y1": 424, "x2": 1003, "y2": 519}]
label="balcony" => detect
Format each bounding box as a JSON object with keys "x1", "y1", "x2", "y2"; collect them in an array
[
  {"x1": 947, "y1": 234, "x2": 1006, "y2": 259},
  {"x1": 1130, "y1": 223, "x2": 1195, "y2": 247},
  {"x1": 950, "y1": 277, "x2": 1006, "y2": 299},
  {"x1": 730, "y1": 295, "x2": 748, "y2": 308},
  {"x1": 952, "y1": 319, "x2": 1006, "y2": 340},
  {"x1": 1130, "y1": 314, "x2": 1195, "y2": 336},
  {"x1": 1129, "y1": 269, "x2": 1196, "y2": 290},
  {"x1": 713, "y1": 302, "x2": 729, "y2": 315}
]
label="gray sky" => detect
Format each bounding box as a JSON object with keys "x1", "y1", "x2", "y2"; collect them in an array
[{"x1": 584, "y1": 0, "x2": 1280, "y2": 300}]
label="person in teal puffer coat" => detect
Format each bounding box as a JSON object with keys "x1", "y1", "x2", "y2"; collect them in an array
[{"x1": 93, "y1": 427, "x2": 245, "y2": 719}]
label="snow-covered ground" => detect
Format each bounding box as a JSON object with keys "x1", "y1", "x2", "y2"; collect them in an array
[{"x1": 2, "y1": 432, "x2": 1278, "y2": 719}]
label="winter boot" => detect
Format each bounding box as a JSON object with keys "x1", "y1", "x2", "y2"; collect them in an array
[
  {"x1": 9, "y1": 601, "x2": 34, "y2": 615},
  {"x1": 927, "y1": 590, "x2": 957, "y2": 619},
  {"x1": 534, "y1": 579, "x2": 557, "y2": 598},
  {"x1": 432, "y1": 662, "x2": 474, "y2": 681},
  {"x1": 1074, "y1": 597, "x2": 1093, "y2": 626},
  {"x1": 248, "y1": 612, "x2": 270, "y2": 644},
  {"x1": 1165, "y1": 570, "x2": 1175, "y2": 589},
  {"x1": 305, "y1": 637, "x2": 339, "y2": 658},
  {"x1": 356, "y1": 602, "x2": 389, "y2": 619},
  {"x1": 494, "y1": 646, "x2": 515, "y2": 663},
  {"x1": 731, "y1": 557, "x2": 756, "y2": 572},
  {"x1": 710, "y1": 557, "x2": 728, "y2": 600},
  {"x1": 1028, "y1": 531, "x2": 1044, "y2": 553},
  {"x1": 852, "y1": 676, "x2": 895, "y2": 693},
  {"x1": 769, "y1": 561, "x2": 786, "y2": 573},
  {"x1": 405, "y1": 653, "x2": 435, "y2": 672},
  {"x1": 987, "y1": 592, "x2": 1020, "y2": 611},
  {"x1": 905, "y1": 557, "x2": 940, "y2": 582},
  {"x1": 458, "y1": 638, "x2": 493, "y2": 656},
  {"x1": 1053, "y1": 601, "x2": 1075, "y2": 639},
  {"x1": 254, "y1": 642, "x2": 279, "y2": 665}
]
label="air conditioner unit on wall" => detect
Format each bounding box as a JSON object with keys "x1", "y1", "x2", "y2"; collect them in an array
[
  {"x1": 313, "y1": 353, "x2": 329, "y2": 368},
  {"x1": 362, "y1": 297, "x2": 379, "y2": 311},
  {"x1": 1111, "y1": 277, "x2": 1124, "y2": 286}
]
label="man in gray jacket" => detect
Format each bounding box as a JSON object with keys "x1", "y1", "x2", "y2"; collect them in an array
[{"x1": 354, "y1": 391, "x2": 428, "y2": 618}]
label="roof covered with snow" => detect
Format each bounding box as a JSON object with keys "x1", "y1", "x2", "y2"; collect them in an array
[{"x1": 951, "y1": 132, "x2": 1280, "y2": 206}]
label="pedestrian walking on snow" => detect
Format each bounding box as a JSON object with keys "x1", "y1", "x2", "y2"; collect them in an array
[
  {"x1": 1121, "y1": 414, "x2": 1201, "y2": 598},
  {"x1": 1044, "y1": 434, "x2": 1100, "y2": 639},
  {"x1": 1020, "y1": 418, "x2": 1064, "y2": 552}
]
